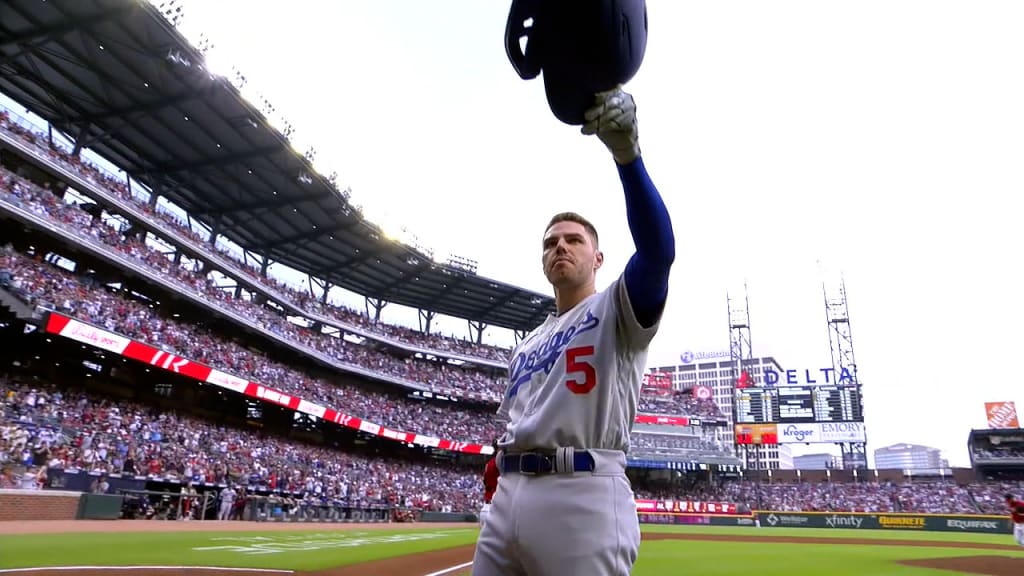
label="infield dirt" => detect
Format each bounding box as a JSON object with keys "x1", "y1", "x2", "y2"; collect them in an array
[{"x1": 2, "y1": 520, "x2": 1022, "y2": 576}]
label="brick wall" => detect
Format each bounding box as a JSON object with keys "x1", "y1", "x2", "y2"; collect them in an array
[{"x1": 0, "y1": 489, "x2": 82, "y2": 521}]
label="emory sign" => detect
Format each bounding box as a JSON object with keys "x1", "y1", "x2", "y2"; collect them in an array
[
  {"x1": 777, "y1": 422, "x2": 866, "y2": 444},
  {"x1": 764, "y1": 367, "x2": 857, "y2": 386}
]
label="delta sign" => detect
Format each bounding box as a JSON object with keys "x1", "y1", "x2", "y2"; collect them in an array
[{"x1": 764, "y1": 367, "x2": 857, "y2": 386}]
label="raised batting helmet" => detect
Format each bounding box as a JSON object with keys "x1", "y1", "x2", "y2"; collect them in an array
[{"x1": 504, "y1": 0, "x2": 648, "y2": 126}]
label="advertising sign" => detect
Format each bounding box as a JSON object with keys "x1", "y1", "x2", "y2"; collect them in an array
[
  {"x1": 642, "y1": 372, "x2": 673, "y2": 396},
  {"x1": 635, "y1": 500, "x2": 738, "y2": 515},
  {"x1": 693, "y1": 385, "x2": 713, "y2": 401},
  {"x1": 734, "y1": 423, "x2": 779, "y2": 445},
  {"x1": 778, "y1": 423, "x2": 820, "y2": 443},
  {"x1": 819, "y1": 421, "x2": 866, "y2": 442},
  {"x1": 763, "y1": 367, "x2": 856, "y2": 386},
  {"x1": 984, "y1": 401, "x2": 1020, "y2": 429},
  {"x1": 756, "y1": 511, "x2": 1011, "y2": 534},
  {"x1": 680, "y1": 350, "x2": 731, "y2": 364},
  {"x1": 775, "y1": 422, "x2": 866, "y2": 444}
]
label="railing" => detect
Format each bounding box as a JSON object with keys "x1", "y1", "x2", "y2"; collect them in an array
[
  {"x1": 0, "y1": 194, "x2": 439, "y2": 395},
  {"x1": 0, "y1": 113, "x2": 507, "y2": 370}
]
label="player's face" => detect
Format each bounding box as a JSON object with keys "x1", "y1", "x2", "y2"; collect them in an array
[{"x1": 541, "y1": 221, "x2": 603, "y2": 288}]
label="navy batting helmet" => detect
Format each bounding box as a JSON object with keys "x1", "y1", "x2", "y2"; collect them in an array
[{"x1": 504, "y1": 0, "x2": 648, "y2": 125}]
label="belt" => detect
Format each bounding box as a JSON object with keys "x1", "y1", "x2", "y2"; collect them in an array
[{"x1": 500, "y1": 451, "x2": 595, "y2": 476}]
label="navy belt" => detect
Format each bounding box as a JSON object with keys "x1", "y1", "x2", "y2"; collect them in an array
[{"x1": 500, "y1": 451, "x2": 595, "y2": 476}]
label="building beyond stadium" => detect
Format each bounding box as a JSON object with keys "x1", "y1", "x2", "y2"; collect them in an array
[{"x1": 651, "y1": 356, "x2": 794, "y2": 470}]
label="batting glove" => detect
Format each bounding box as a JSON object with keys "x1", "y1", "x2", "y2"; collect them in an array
[{"x1": 581, "y1": 87, "x2": 640, "y2": 165}]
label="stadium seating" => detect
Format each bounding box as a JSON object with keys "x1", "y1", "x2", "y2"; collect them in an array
[{"x1": 7, "y1": 104, "x2": 1018, "y2": 520}]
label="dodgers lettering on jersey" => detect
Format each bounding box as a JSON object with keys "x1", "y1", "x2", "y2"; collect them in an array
[
  {"x1": 497, "y1": 274, "x2": 660, "y2": 453},
  {"x1": 506, "y1": 310, "x2": 600, "y2": 399}
]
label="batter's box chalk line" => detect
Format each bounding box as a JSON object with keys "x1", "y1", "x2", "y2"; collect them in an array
[
  {"x1": 0, "y1": 568, "x2": 293, "y2": 574},
  {"x1": 423, "y1": 561, "x2": 474, "y2": 576}
]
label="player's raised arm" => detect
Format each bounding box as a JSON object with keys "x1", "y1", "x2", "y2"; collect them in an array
[{"x1": 582, "y1": 89, "x2": 675, "y2": 329}]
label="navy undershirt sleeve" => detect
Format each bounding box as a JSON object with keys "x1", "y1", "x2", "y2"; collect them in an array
[{"x1": 618, "y1": 156, "x2": 675, "y2": 328}]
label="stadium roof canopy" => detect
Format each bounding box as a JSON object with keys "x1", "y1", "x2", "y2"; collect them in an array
[{"x1": 0, "y1": 0, "x2": 556, "y2": 333}]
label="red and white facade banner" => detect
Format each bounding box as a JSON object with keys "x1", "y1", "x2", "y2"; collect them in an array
[
  {"x1": 45, "y1": 313, "x2": 491, "y2": 455},
  {"x1": 634, "y1": 499, "x2": 739, "y2": 515},
  {"x1": 44, "y1": 312, "x2": 716, "y2": 455},
  {"x1": 635, "y1": 414, "x2": 692, "y2": 426}
]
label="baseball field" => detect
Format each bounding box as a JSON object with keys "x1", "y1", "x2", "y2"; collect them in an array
[{"x1": 0, "y1": 520, "x2": 1022, "y2": 576}]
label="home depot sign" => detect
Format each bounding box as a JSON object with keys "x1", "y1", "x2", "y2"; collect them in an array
[{"x1": 984, "y1": 401, "x2": 1020, "y2": 429}]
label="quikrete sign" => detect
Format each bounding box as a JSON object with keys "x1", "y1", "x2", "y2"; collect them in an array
[
  {"x1": 879, "y1": 516, "x2": 926, "y2": 529},
  {"x1": 764, "y1": 367, "x2": 856, "y2": 386}
]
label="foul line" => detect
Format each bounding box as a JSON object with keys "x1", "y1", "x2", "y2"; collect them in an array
[
  {"x1": 423, "y1": 561, "x2": 473, "y2": 576},
  {"x1": 0, "y1": 568, "x2": 293, "y2": 574}
]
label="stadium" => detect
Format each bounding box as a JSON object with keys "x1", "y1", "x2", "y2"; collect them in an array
[{"x1": 0, "y1": 1, "x2": 1022, "y2": 575}]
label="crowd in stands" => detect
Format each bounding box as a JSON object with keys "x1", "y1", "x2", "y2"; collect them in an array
[
  {"x1": 0, "y1": 110, "x2": 729, "y2": 423},
  {"x1": 638, "y1": 394, "x2": 725, "y2": 422},
  {"x1": 630, "y1": 432, "x2": 728, "y2": 457},
  {"x1": 4, "y1": 367, "x2": 1019, "y2": 517},
  {"x1": 973, "y1": 446, "x2": 1024, "y2": 460},
  {"x1": 0, "y1": 163, "x2": 505, "y2": 402},
  {"x1": 0, "y1": 248, "x2": 509, "y2": 445},
  {"x1": 7, "y1": 107, "x2": 1020, "y2": 520},
  {"x1": 0, "y1": 157, "x2": 728, "y2": 424},
  {"x1": 0, "y1": 377, "x2": 482, "y2": 513},
  {"x1": 0, "y1": 110, "x2": 508, "y2": 363},
  {"x1": 634, "y1": 478, "x2": 1023, "y2": 515},
  {"x1": 2, "y1": 247, "x2": 728, "y2": 457}
]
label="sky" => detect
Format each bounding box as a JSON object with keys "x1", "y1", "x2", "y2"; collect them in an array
[{"x1": 43, "y1": 0, "x2": 1024, "y2": 467}]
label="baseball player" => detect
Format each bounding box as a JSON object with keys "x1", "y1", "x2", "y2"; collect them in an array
[
  {"x1": 480, "y1": 441, "x2": 500, "y2": 527},
  {"x1": 1007, "y1": 493, "x2": 1024, "y2": 546},
  {"x1": 471, "y1": 87, "x2": 675, "y2": 576}
]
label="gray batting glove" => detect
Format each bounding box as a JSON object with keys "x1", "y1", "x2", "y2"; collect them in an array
[{"x1": 581, "y1": 87, "x2": 640, "y2": 165}]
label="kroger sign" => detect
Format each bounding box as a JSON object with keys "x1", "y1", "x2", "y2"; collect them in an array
[
  {"x1": 779, "y1": 422, "x2": 866, "y2": 444},
  {"x1": 764, "y1": 367, "x2": 857, "y2": 386}
]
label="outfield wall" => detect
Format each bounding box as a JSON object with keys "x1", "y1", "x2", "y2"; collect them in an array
[
  {"x1": 752, "y1": 510, "x2": 1014, "y2": 535},
  {"x1": 637, "y1": 509, "x2": 1015, "y2": 535}
]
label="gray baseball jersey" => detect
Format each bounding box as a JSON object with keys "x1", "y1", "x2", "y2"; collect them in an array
[{"x1": 497, "y1": 272, "x2": 660, "y2": 453}]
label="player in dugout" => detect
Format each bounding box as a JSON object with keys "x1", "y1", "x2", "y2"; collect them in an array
[
  {"x1": 1007, "y1": 493, "x2": 1024, "y2": 546},
  {"x1": 479, "y1": 440, "x2": 499, "y2": 528}
]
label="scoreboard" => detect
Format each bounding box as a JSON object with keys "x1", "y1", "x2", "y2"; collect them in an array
[{"x1": 735, "y1": 386, "x2": 862, "y2": 424}]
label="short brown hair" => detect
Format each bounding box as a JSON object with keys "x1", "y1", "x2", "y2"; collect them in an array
[{"x1": 545, "y1": 212, "x2": 599, "y2": 247}]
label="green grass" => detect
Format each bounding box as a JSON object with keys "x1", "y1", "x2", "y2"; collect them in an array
[
  {"x1": 2, "y1": 524, "x2": 1022, "y2": 574},
  {"x1": 631, "y1": 525, "x2": 1024, "y2": 576},
  {"x1": 633, "y1": 540, "x2": 1020, "y2": 576},
  {"x1": 0, "y1": 527, "x2": 480, "y2": 571}
]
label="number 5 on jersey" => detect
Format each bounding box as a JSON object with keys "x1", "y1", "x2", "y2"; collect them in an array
[{"x1": 565, "y1": 346, "x2": 597, "y2": 394}]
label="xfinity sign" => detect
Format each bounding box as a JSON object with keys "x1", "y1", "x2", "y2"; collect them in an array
[{"x1": 825, "y1": 515, "x2": 864, "y2": 529}]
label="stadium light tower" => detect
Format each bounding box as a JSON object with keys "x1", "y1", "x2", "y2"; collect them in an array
[
  {"x1": 822, "y1": 272, "x2": 867, "y2": 469},
  {"x1": 728, "y1": 282, "x2": 754, "y2": 389},
  {"x1": 728, "y1": 283, "x2": 756, "y2": 467}
]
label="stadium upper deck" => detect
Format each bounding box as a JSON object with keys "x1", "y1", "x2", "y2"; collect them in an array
[
  {"x1": 0, "y1": 1, "x2": 738, "y2": 468},
  {"x1": 0, "y1": 167, "x2": 731, "y2": 462},
  {"x1": 0, "y1": 0, "x2": 557, "y2": 338}
]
